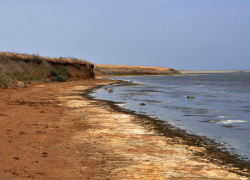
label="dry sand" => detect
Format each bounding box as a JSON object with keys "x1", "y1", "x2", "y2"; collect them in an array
[{"x1": 0, "y1": 79, "x2": 249, "y2": 179}]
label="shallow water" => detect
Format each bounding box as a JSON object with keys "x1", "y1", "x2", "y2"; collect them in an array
[{"x1": 91, "y1": 73, "x2": 250, "y2": 161}]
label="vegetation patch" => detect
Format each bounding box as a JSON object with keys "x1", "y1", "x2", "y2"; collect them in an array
[
  {"x1": 50, "y1": 66, "x2": 69, "y2": 82},
  {"x1": 52, "y1": 74, "x2": 67, "y2": 82}
]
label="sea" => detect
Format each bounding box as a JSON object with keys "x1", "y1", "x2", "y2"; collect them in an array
[{"x1": 90, "y1": 73, "x2": 250, "y2": 161}]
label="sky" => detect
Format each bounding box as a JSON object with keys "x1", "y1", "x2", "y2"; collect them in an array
[{"x1": 1, "y1": 0, "x2": 250, "y2": 70}]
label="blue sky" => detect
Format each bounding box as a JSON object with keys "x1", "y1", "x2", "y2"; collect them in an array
[{"x1": 1, "y1": 0, "x2": 250, "y2": 70}]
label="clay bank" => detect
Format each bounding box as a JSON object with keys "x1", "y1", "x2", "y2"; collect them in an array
[{"x1": 0, "y1": 52, "x2": 94, "y2": 88}]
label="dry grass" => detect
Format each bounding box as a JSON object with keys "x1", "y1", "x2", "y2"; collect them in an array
[
  {"x1": 94, "y1": 64, "x2": 181, "y2": 76},
  {"x1": 0, "y1": 52, "x2": 93, "y2": 66}
]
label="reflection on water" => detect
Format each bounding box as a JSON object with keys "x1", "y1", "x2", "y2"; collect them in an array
[{"x1": 91, "y1": 74, "x2": 250, "y2": 161}]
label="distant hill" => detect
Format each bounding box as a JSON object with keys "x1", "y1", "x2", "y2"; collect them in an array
[{"x1": 94, "y1": 64, "x2": 181, "y2": 76}]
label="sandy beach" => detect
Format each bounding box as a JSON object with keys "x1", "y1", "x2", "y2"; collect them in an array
[{"x1": 0, "y1": 79, "x2": 249, "y2": 179}]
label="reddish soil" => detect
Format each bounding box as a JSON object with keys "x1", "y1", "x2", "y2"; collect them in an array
[
  {"x1": 0, "y1": 79, "x2": 248, "y2": 179},
  {"x1": 0, "y1": 80, "x2": 105, "y2": 179}
]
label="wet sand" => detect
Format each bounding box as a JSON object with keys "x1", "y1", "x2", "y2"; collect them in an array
[{"x1": 0, "y1": 79, "x2": 249, "y2": 179}]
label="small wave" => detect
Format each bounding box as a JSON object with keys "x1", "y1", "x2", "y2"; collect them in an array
[
  {"x1": 217, "y1": 115, "x2": 236, "y2": 118},
  {"x1": 200, "y1": 119, "x2": 247, "y2": 124},
  {"x1": 149, "y1": 115, "x2": 164, "y2": 119},
  {"x1": 219, "y1": 120, "x2": 247, "y2": 124},
  {"x1": 116, "y1": 103, "x2": 128, "y2": 107}
]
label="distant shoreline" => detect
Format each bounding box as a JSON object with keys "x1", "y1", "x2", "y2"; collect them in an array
[
  {"x1": 94, "y1": 64, "x2": 181, "y2": 76},
  {"x1": 180, "y1": 70, "x2": 250, "y2": 74}
]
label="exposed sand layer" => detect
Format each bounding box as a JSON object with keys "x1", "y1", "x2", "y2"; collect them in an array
[{"x1": 0, "y1": 79, "x2": 249, "y2": 179}]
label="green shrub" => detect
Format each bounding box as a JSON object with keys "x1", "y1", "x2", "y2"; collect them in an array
[
  {"x1": 50, "y1": 66, "x2": 68, "y2": 82},
  {"x1": 52, "y1": 75, "x2": 67, "y2": 82},
  {"x1": 58, "y1": 66, "x2": 68, "y2": 76},
  {"x1": 51, "y1": 76, "x2": 56, "y2": 81},
  {"x1": 50, "y1": 68, "x2": 59, "y2": 77},
  {"x1": 50, "y1": 66, "x2": 68, "y2": 77}
]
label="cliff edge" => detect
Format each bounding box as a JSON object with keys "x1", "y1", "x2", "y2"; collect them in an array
[{"x1": 0, "y1": 52, "x2": 94, "y2": 88}]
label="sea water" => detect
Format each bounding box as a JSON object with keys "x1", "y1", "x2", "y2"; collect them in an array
[{"x1": 90, "y1": 73, "x2": 250, "y2": 161}]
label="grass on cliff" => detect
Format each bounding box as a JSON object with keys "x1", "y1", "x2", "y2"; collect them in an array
[{"x1": 0, "y1": 52, "x2": 93, "y2": 88}]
